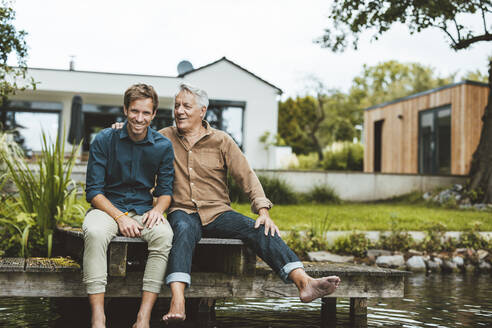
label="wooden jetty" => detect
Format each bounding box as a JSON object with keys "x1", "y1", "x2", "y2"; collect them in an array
[{"x1": 0, "y1": 227, "x2": 409, "y2": 326}]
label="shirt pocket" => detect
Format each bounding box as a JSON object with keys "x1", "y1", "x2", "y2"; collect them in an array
[{"x1": 199, "y1": 149, "x2": 224, "y2": 170}]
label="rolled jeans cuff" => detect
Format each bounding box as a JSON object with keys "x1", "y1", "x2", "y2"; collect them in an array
[
  {"x1": 166, "y1": 272, "x2": 191, "y2": 287},
  {"x1": 280, "y1": 261, "x2": 304, "y2": 283}
]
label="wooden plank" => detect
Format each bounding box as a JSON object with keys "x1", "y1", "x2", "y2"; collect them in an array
[
  {"x1": 321, "y1": 298, "x2": 337, "y2": 324},
  {"x1": 25, "y1": 257, "x2": 80, "y2": 272},
  {"x1": 109, "y1": 243, "x2": 127, "y2": 277},
  {"x1": 350, "y1": 297, "x2": 367, "y2": 316},
  {"x1": 0, "y1": 257, "x2": 25, "y2": 272},
  {"x1": 0, "y1": 264, "x2": 407, "y2": 298}
]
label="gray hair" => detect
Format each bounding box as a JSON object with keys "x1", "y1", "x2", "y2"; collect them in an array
[{"x1": 175, "y1": 82, "x2": 209, "y2": 109}]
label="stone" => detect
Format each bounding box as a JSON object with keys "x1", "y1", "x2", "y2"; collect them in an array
[
  {"x1": 452, "y1": 256, "x2": 464, "y2": 268},
  {"x1": 376, "y1": 255, "x2": 405, "y2": 268},
  {"x1": 366, "y1": 249, "x2": 391, "y2": 257},
  {"x1": 474, "y1": 203, "x2": 487, "y2": 211},
  {"x1": 427, "y1": 258, "x2": 442, "y2": 272},
  {"x1": 407, "y1": 249, "x2": 423, "y2": 256},
  {"x1": 422, "y1": 192, "x2": 431, "y2": 200},
  {"x1": 406, "y1": 256, "x2": 426, "y2": 272},
  {"x1": 459, "y1": 204, "x2": 472, "y2": 209},
  {"x1": 307, "y1": 251, "x2": 354, "y2": 263},
  {"x1": 477, "y1": 250, "x2": 489, "y2": 261},
  {"x1": 479, "y1": 261, "x2": 491, "y2": 272},
  {"x1": 453, "y1": 184, "x2": 463, "y2": 192},
  {"x1": 442, "y1": 260, "x2": 459, "y2": 273}
]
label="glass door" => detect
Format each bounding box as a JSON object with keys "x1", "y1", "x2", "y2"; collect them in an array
[{"x1": 418, "y1": 106, "x2": 451, "y2": 174}]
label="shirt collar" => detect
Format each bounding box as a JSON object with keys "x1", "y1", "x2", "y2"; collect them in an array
[
  {"x1": 119, "y1": 121, "x2": 155, "y2": 144},
  {"x1": 174, "y1": 120, "x2": 212, "y2": 138}
]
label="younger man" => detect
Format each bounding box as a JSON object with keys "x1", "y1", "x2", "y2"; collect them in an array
[{"x1": 84, "y1": 84, "x2": 174, "y2": 328}]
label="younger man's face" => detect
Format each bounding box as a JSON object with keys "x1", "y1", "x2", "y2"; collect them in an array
[{"x1": 124, "y1": 98, "x2": 156, "y2": 141}]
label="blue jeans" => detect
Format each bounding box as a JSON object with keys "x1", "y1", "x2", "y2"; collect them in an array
[{"x1": 165, "y1": 210, "x2": 303, "y2": 286}]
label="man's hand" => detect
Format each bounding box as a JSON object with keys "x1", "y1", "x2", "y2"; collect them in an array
[
  {"x1": 112, "y1": 122, "x2": 124, "y2": 129},
  {"x1": 254, "y1": 208, "x2": 280, "y2": 237},
  {"x1": 117, "y1": 215, "x2": 144, "y2": 237},
  {"x1": 142, "y1": 208, "x2": 166, "y2": 229}
]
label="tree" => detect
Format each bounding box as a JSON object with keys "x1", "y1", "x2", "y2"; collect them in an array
[
  {"x1": 318, "y1": 0, "x2": 492, "y2": 203},
  {"x1": 0, "y1": 0, "x2": 35, "y2": 128},
  {"x1": 349, "y1": 60, "x2": 455, "y2": 109},
  {"x1": 278, "y1": 95, "x2": 321, "y2": 156}
]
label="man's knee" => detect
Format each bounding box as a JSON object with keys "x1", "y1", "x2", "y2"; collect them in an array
[
  {"x1": 147, "y1": 222, "x2": 174, "y2": 249},
  {"x1": 171, "y1": 216, "x2": 200, "y2": 237},
  {"x1": 83, "y1": 226, "x2": 112, "y2": 245}
]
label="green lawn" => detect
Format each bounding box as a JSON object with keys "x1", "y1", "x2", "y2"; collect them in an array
[{"x1": 231, "y1": 203, "x2": 492, "y2": 231}]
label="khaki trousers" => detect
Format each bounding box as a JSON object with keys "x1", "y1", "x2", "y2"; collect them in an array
[{"x1": 82, "y1": 209, "x2": 173, "y2": 294}]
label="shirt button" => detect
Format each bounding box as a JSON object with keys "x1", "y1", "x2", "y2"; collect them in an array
[
  {"x1": 189, "y1": 167, "x2": 193, "y2": 171},
  {"x1": 191, "y1": 182, "x2": 194, "y2": 186},
  {"x1": 191, "y1": 198, "x2": 195, "y2": 202},
  {"x1": 189, "y1": 150, "x2": 192, "y2": 154}
]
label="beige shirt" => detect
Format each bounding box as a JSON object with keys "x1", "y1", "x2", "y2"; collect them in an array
[{"x1": 159, "y1": 121, "x2": 272, "y2": 225}]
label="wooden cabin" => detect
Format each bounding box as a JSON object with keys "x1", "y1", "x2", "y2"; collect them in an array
[{"x1": 363, "y1": 81, "x2": 489, "y2": 175}]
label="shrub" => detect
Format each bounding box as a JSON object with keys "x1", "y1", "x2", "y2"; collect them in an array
[
  {"x1": 303, "y1": 185, "x2": 340, "y2": 204},
  {"x1": 322, "y1": 142, "x2": 363, "y2": 171},
  {"x1": 419, "y1": 222, "x2": 448, "y2": 252},
  {"x1": 330, "y1": 232, "x2": 372, "y2": 257},
  {"x1": 285, "y1": 215, "x2": 332, "y2": 259},
  {"x1": 288, "y1": 152, "x2": 321, "y2": 170},
  {"x1": 0, "y1": 130, "x2": 81, "y2": 257},
  {"x1": 258, "y1": 175, "x2": 298, "y2": 205}
]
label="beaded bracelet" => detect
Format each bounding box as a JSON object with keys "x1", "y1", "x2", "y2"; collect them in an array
[{"x1": 114, "y1": 211, "x2": 128, "y2": 221}]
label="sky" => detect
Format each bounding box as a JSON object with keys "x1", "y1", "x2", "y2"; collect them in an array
[{"x1": 11, "y1": 0, "x2": 492, "y2": 98}]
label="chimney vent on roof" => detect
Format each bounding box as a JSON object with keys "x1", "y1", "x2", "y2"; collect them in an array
[
  {"x1": 177, "y1": 60, "x2": 193, "y2": 75},
  {"x1": 69, "y1": 55, "x2": 75, "y2": 71}
]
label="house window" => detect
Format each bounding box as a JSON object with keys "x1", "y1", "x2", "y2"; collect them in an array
[
  {"x1": 82, "y1": 104, "x2": 173, "y2": 151},
  {"x1": 418, "y1": 105, "x2": 451, "y2": 174},
  {"x1": 0, "y1": 100, "x2": 62, "y2": 154},
  {"x1": 206, "y1": 100, "x2": 245, "y2": 149}
]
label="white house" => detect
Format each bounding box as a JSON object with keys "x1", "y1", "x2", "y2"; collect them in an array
[{"x1": 3, "y1": 57, "x2": 283, "y2": 169}]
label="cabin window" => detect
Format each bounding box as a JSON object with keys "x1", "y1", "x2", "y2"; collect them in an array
[{"x1": 418, "y1": 105, "x2": 451, "y2": 174}]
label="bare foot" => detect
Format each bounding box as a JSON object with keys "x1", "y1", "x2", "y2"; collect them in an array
[
  {"x1": 299, "y1": 275, "x2": 341, "y2": 303},
  {"x1": 162, "y1": 296, "x2": 186, "y2": 323}
]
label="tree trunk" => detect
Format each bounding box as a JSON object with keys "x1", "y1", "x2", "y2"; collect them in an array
[{"x1": 468, "y1": 60, "x2": 492, "y2": 203}]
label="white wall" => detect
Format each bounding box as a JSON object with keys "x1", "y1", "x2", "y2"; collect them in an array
[{"x1": 255, "y1": 170, "x2": 468, "y2": 201}]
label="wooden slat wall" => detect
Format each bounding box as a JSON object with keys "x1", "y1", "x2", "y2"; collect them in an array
[{"x1": 364, "y1": 83, "x2": 489, "y2": 175}]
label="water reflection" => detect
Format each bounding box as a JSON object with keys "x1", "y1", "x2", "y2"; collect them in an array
[{"x1": 0, "y1": 274, "x2": 490, "y2": 327}]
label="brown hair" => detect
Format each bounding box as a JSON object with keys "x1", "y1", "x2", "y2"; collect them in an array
[{"x1": 124, "y1": 84, "x2": 159, "y2": 113}]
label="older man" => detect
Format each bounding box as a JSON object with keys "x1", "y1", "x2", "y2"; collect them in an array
[{"x1": 159, "y1": 83, "x2": 341, "y2": 321}]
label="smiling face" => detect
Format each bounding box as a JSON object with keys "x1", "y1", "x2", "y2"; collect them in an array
[
  {"x1": 174, "y1": 90, "x2": 206, "y2": 133},
  {"x1": 123, "y1": 98, "x2": 156, "y2": 142}
]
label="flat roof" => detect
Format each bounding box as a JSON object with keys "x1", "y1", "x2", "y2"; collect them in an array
[{"x1": 364, "y1": 80, "x2": 489, "y2": 111}]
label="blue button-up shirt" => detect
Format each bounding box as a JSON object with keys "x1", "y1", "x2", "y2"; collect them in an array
[{"x1": 85, "y1": 122, "x2": 174, "y2": 214}]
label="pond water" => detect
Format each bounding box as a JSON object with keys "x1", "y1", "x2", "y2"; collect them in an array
[{"x1": 0, "y1": 273, "x2": 491, "y2": 327}]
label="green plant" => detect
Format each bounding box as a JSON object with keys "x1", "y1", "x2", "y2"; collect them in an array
[
  {"x1": 288, "y1": 152, "x2": 321, "y2": 170},
  {"x1": 330, "y1": 232, "x2": 372, "y2": 257},
  {"x1": 285, "y1": 215, "x2": 332, "y2": 259},
  {"x1": 303, "y1": 185, "x2": 340, "y2": 204},
  {"x1": 419, "y1": 222, "x2": 447, "y2": 252},
  {"x1": 0, "y1": 130, "x2": 81, "y2": 257},
  {"x1": 377, "y1": 215, "x2": 415, "y2": 251},
  {"x1": 257, "y1": 175, "x2": 298, "y2": 205},
  {"x1": 458, "y1": 223, "x2": 491, "y2": 250},
  {"x1": 322, "y1": 142, "x2": 363, "y2": 171}
]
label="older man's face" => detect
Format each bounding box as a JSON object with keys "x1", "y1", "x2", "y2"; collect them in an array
[{"x1": 174, "y1": 90, "x2": 205, "y2": 132}]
